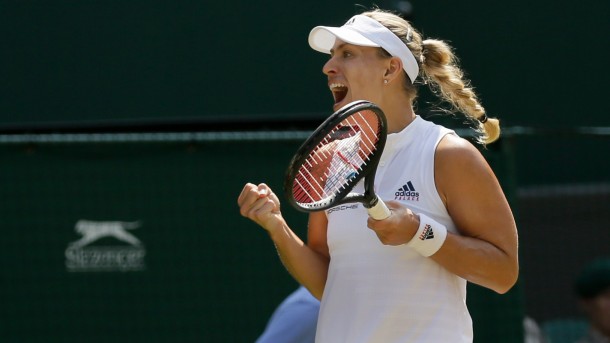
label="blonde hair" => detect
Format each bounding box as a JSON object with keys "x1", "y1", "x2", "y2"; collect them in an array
[{"x1": 362, "y1": 9, "x2": 500, "y2": 144}]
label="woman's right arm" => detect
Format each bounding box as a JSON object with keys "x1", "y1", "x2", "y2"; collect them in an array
[{"x1": 238, "y1": 183, "x2": 330, "y2": 299}]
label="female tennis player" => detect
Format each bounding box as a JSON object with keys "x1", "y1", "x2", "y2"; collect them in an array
[{"x1": 238, "y1": 8, "x2": 518, "y2": 343}]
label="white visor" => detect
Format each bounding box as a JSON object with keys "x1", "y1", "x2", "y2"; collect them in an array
[{"x1": 308, "y1": 15, "x2": 419, "y2": 83}]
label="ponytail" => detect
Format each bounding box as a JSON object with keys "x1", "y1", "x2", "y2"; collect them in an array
[
  {"x1": 362, "y1": 9, "x2": 501, "y2": 144},
  {"x1": 420, "y1": 39, "x2": 500, "y2": 144}
]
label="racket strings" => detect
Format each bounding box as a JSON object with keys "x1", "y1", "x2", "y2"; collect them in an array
[{"x1": 293, "y1": 110, "x2": 381, "y2": 205}]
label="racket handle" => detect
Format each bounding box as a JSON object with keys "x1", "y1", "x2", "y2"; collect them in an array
[{"x1": 367, "y1": 199, "x2": 391, "y2": 220}]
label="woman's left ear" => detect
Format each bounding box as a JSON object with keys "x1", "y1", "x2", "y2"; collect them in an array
[{"x1": 384, "y1": 57, "x2": 403, "y2": 83}]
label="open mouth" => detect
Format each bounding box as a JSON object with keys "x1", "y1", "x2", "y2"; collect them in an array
[{"x1": 330, "y1": 83, "x2": 348, "y2": 105}]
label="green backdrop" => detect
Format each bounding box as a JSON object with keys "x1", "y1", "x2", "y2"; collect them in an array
[
  {"x1": 1, "y1": 1, "x2": 607, "y2": 340},
  {"x1": 1, "y1": 0, "x2": 608, "y2": 129}
]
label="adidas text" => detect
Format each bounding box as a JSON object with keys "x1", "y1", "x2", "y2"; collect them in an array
[{"x1": 395, "y1": 182, "x2": 420, "y2": 201}]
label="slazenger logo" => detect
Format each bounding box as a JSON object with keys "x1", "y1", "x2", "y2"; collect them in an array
[{"x1": 65, "y1": 220, "x2": 146, "y2": 272}]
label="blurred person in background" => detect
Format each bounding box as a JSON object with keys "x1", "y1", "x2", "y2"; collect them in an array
[
  {"x1": 256, "y1": 286, "x2": 319, "y2": 343},
  {"x1": 524, "y1": 315, "x2": 548, "y2": 343},
  {"x1": 575, "y1": 257, "x2": 610, "y2": 343}
]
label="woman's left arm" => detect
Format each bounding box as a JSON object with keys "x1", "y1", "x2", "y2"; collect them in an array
[
  {"x1": 367, "y1": 134, "x2": 519, "y2": 294},
  {"x1": 430, "y1": 134, "x2": 519, "y2": 294}
]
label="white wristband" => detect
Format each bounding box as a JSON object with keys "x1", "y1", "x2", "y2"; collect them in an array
[{"x1": 406, "y1": 213, "x2": 448, "y2": 257}]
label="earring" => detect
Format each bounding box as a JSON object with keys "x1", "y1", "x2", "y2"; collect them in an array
[{"x1": 383, "y1": 79, "x2": 388, "y2": 85}]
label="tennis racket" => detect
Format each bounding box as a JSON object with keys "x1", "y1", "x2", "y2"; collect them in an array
[{"x1": 284, "y1": 100, "x2": 391, "y2": 220}]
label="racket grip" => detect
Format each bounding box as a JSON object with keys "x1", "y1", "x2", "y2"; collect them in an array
[{"x1": 367, "y1": 199, "x2": 391, "y2": 220}]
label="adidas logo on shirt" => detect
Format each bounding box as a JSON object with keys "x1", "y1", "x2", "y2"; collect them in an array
[{"x1": 395, "y1": 181, "x2": 420, "y2": 201}]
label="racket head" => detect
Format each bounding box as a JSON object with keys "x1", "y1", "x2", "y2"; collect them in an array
[{"x1": 284, "y1": 100, "x2": 387, "y2": 212}]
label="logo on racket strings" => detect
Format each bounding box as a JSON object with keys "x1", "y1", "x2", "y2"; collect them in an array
[{"x1": 346, "y1": 171, "x2": 357, "y2": 180}]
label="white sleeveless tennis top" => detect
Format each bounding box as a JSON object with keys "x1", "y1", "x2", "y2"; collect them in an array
[{"x1": 315, "y1": 116, "x2": 473, "y2": 343}]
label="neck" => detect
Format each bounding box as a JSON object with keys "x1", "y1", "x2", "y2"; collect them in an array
[{"x1": 380, "y1": 97, "x2": 417, "y2": 133}]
